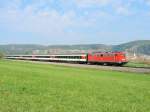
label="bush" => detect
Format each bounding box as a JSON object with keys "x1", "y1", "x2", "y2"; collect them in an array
[{"x1": 0, "y1": 52, "x2": 4, "y2": 59}]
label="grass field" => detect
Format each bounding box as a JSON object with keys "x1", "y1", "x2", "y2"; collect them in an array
[
  {"x1": 0, "y1": 60, "x2": 150, "y2": 112},
  {"x1": 124, "y1": 62, "x2": 150, "y2": 68}
]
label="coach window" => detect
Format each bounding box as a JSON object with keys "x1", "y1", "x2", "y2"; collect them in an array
[
  {"x1": 45, "y1": 56, "x2": 49, "y2": 58},
  {"x1": 101, "y1": 54, "x2": 103, "y2": 57}
]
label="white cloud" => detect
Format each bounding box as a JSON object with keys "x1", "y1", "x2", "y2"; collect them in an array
[
  {"x1": 115, "y1": 5, "x2": 131, "y2": 15},
  {"x1": 0, "y1": 8, "x2": 71, "y2": 35},
  {"x1": 75, "y1": 0, "x2": 112, "y2": 8},
  {"x1": 0, "y1": 1, "x2": 97, "y2": 41},
  {"x1": 145, "y1": 0, "x2": 150, "y2": 5},
  {"x1": 74, "y1": 0, "x2": 136, "y2": 16},
  {"x1": 0, "y1": 0, "x2": 149, "y2": 44}
]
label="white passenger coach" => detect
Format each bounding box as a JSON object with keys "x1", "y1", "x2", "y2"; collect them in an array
[{"x1": 6, "y1": 54, "x2": 88, "y2": 63}]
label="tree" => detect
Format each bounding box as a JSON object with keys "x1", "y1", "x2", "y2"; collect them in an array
[{"x1": 0, "y1": 52, "x2": 4, "y2": 59}]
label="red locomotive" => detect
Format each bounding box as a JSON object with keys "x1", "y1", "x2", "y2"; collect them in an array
[
  {"x1": 88, "y1": 52, "x2": 127, "y2": 65},
  {"x1": 6, "y1": 51, "x2": 128, "y2": 66}
]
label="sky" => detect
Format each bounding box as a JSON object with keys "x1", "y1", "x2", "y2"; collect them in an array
[{"x1": 0, "y1": 0, "x2": 150, "y2": 45}]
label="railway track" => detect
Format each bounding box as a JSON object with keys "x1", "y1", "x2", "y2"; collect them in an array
[{"x1": 10, "y1": 60, "x2": 150, "y2": 74}]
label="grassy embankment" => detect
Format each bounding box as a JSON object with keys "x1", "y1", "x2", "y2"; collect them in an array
[
  {"x1": 124, "y1": 62, "x2": 150, "y2": 68},
  {"x1": 0, "y1": 60, "x2": 150, "y2": 112}
]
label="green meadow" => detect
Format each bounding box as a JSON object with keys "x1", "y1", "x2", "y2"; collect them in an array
[
  {"x1": 0, "y1": 60, "x2": 150, "y2": 112},
  {"x1": 124, "y1": 62, "x2": 150, "y2": 68}
]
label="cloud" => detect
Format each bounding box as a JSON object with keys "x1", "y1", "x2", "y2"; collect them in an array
[
  {"x1": 75, "y1": 0, "x2": 112, "y2": 8},
  {"x1": 0, "y1": 5, "x2": 71, "y2": 36},
  {"x1": 145, "y1": 0, "x2": 150, "y2": 5},
  {"x1": 0, "y1": 0, "x2": 98, "y2": 42},
  {"x1": 0, "y1": 0, "x2": 150, "y2": 44},
  {"x1": 115, "y1": 4, "x2": 131, "y2": 15},
  {"x1": 74, "y1": 0, "x2": 137, "y2": 16}
]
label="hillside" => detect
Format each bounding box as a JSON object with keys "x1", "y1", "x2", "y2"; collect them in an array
[
  {"x1": 0, "y1": 44, "x2": 112, "y2": 55},
  {"x1": 0, "y1": 40, "x2": 150, "y2": 55},
  {"x1": 113, "y1": 40, "x2": 150, "y2": 55},
  {"x1": 0, "y1": 44, "x2": 46, "y2": 55}
]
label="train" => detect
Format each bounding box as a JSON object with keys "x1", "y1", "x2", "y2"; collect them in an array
[{"x1": 6, "y1": 52, "x2": 128, "y2": 66}]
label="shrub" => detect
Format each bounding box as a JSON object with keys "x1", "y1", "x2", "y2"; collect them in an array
[{"x1": 0, "y1": 52, "x2": 4, "y2": 59}]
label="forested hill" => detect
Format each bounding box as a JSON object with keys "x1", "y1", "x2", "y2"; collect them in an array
[
  {"x1": 112, "y1": 40, "x2": 150, "y2": 55},
  {"x1": 0, "y1": 44, "x2": 112, "y2": 55},
  {"x1": 0, "y1": 40, "x2": 150, "y2": 55}
]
